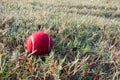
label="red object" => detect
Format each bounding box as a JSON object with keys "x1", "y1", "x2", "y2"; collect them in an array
[{"x1": 26, "y1": 32, "x2": 53, "y2": 55}]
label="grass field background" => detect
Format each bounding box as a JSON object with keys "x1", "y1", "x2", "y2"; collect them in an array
[{"x1": 0, "y1": 0, "x2": 120, "y2": 80}]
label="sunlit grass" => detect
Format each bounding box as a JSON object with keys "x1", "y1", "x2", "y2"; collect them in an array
[{"x1": 0, "y1": 0, "x2": 120, "y2": 80}]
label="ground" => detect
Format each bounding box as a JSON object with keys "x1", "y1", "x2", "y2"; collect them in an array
[{"x1": 0, "y1": 0, "x2": 120, "y2": 80}]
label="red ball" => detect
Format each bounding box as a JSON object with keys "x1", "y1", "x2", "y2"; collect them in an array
[{"x1": 26, "y1": 32, "x2": 53, "y2": 56}]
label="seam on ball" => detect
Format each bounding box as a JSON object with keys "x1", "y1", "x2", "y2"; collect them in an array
[{"x1": 31, "y1": 35, "x2": 34, "y2": 52}]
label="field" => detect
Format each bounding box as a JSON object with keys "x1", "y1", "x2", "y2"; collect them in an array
[{"x1": 0, "y1": 0, "x2": 120, "y2": 80}]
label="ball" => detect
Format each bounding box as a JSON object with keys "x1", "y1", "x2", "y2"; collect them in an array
[{"x1": 26, "y1": 32, "x2": 53, "y2": 56}]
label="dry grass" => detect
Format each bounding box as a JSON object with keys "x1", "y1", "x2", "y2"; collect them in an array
[{"x1": 0, "y1": 0, "x2": 120, "y2": 80}]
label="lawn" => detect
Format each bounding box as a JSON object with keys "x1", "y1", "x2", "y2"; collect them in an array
[{"x1": 0, "y1": 0, "x2": 120, "y2": 80}]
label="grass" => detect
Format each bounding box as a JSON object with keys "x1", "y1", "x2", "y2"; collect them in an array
[{"x1": 0, "y1": 0, "x2": 120, "y2": 80}]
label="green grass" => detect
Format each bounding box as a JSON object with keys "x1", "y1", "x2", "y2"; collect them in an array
[{"x1": 0, "y1": 0, "x2": 120, "y2": 80}]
